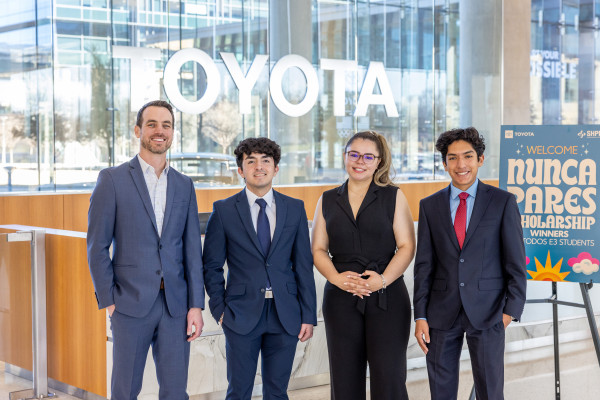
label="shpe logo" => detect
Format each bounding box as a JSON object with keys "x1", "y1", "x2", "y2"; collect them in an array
[
  {"x1": 577, "y1": 130, "x2": 600, "y2": 138},
  {"x1": 505, "y1": 130, "x2": 514, "y2": 139}
]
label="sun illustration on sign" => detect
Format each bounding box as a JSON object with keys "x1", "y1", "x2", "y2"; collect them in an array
[{"x1": 527, "y1": 251, "x2": 570, "y2": 282}]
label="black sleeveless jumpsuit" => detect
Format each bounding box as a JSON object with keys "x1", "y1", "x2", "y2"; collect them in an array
[{"x1": 322, "y1": 180, "x2": 411, "y2": 400}]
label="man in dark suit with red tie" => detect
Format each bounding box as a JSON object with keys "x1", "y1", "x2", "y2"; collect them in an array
[{"x1": 413, "y1": 127, "x2": 527, "y2": 400}]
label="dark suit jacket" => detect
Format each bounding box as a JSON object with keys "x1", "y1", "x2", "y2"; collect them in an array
[
  {"x1": 202, "y1": 189, "x2": 317, "y2": 336},
  {"x1": 87, "y1": 156, "x2": 205, "y2": 318},
  {"x1": 413, "y1": 181, "x2": 527, "y2": 331}
]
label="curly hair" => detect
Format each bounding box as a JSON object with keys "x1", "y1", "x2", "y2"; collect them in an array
[
  {"x1": 345, "y1": 130, "x2": 396, "y2": 187},
  {"x1": 136, "y1": 100, "x2": 174, "y2": 128},
  {"x1": 234, "y1": 137, "x2": 281, "y2": 167},
  {"x1": 436, "y1": 127, "x2": 486, "y2": 164}
]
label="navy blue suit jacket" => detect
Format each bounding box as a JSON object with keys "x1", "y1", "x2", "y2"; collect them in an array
[
  {"x1": 202, "y1": 189, "x2": 317, "y2": 336},
  {"x1": 413, "y1": 181, "x2": 527, "y2": 331},
  {"x1": 87, "y1": 156, "x2": 205, "y2": 318}
]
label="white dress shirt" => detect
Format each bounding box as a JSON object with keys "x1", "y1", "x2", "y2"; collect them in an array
[
  {"x1": 245, "y1": 187, "x2": 276, "y2": 239},
  {"x1": 137, "y1": 154, "x2": 169, "y2": 237}
]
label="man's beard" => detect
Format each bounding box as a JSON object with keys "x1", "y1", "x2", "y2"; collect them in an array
[{"x1": 142, "y1": 136, "x2": 172, "y2": 154}]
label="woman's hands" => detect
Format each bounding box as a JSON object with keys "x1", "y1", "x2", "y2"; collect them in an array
[
  {"x1": 361, "y1": 270, "x2": 385, "y2": 291},
  {"x1": 331, "y1": 270, "x2": 384, "y2": 298}
]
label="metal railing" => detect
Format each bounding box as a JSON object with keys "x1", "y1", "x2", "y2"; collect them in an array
[{"x1": 4, "y1": 229, "x2": 57, "y2": 400}]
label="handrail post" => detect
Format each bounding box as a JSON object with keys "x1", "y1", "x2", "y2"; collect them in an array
[
  {"x1": 31, "y1": 229, "x2": 48, "y2": 397},
  {"x1": 6, "y1": 229, "x2": 56, "y2": 399}
]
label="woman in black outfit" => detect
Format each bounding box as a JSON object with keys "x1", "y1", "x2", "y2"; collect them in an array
[{"x1": 311, "y1": 131, "x2": 416, "y2": 400}]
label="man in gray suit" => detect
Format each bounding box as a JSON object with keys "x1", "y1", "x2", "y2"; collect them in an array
[{"x1": 87, "y1": 100, "x2": 205, "y2": 399}]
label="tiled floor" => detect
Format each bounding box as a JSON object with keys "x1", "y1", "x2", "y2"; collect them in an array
[{"x1": 2, "y1": 338, "x2": 600, "y2": 399}]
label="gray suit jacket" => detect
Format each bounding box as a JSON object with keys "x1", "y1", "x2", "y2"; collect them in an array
[{"x1": 87, "y1": 156, "x2": 205, "y2": 318}]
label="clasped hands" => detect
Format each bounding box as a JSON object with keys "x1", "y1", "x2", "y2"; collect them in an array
[{"x1": 333, "y1": 270, "x2": 384, "y2": 299}]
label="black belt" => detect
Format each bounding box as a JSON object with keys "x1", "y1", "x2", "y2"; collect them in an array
[{"x1": 332, "y1": 255, "x2": 389, "y2": 314}]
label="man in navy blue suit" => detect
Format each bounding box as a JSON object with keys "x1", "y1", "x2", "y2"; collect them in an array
[
  {"x1": 413, "y1": 127, "x2": 527, "y2": 400},
  {"x1": 203, "y1": 137, "x2": 317, "y2": 400},
  {"x1": 87, "y1": 100, "x2": 204, "y2": 399}
]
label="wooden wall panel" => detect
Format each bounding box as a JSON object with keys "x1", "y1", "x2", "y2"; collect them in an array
[
  {"x1": 0, "y1": 179, "x2": 500, "y2": 234},
  {"x1": 191, "y1": 181, "x2": 500, "y2": 222},
  {"x1": 0, "y1": 228, "x2": 106, "y2": 397},
  {"x1": 0, "y1": 228, "x2": 33, "y2": 371},
  {"x1": 0, "y1": 195, "x2": 64, "y2": 229},
  {"x1": 63, "y1": 193, "x2": 91, "y2": 232},
  {"x1": 46, "y1": 234, "x2": 106, "y2": 397}
]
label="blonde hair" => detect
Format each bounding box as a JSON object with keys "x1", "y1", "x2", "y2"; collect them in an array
[{"x1": 345, "y1": 130, "x2": 396, "y2": 187}]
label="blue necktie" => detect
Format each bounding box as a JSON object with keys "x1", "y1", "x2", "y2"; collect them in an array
[{"x1": 256, "y1": 198, "x2": 271, "y2": 256}]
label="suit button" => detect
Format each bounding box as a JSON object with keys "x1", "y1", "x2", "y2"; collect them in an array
[
  {"x1": 260, "y1": 288, "x2": 266, "y2": 293},
  {"x1": 156, "y1": 270, "x2": 161, "y2": 275},
  {"x1": 460, "y1": 259, "x2": 464, "y2": 263},
  {"x1": 265, "y1": 263, "x2": 270, "y2": 267},
  {"x1": 460, "y1": 283, "x2": 465, "y2": 287},
  {"x1": 159, "y1": 244, "x2": 163, "y2": 249}
]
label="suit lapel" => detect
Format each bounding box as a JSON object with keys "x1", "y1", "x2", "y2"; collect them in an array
[
  {"x1": 235, "y1": 190, "x2": 265, "y2": 257},
  {"x1": 335, "y1": 181, "x2": 357, "y2": 227},
  {"x1": 129, "y1": 157, "x2": 158, "y2": 234},
  {"x1": 269, "y1": 191, "x2": 287, "y2": 257},
  {"x1": 463, "y1": 181, "x2": 492, "y2": 249},
  {"x1": 436, "y1": 185, "x2": 459, "y2": 250},
  {"x1": 161, "y1": 170, "x2": 177, "y2": 237}
]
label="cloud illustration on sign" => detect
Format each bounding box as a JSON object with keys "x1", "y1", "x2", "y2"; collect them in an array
[{"x1": 568, "y1": 252, "x2": 600, "y2": 275}]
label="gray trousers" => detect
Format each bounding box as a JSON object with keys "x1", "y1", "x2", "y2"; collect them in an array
[{"x1": 110, "y1": 290, "x2": 190, "y2": 400}]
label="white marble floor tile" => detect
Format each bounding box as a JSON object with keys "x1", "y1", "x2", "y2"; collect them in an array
[{"x1": 3, "y1": 337, "x2": 600, "y2": 400}]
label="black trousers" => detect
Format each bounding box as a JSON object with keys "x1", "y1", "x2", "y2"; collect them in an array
[{"x1": 323, "y1": 277, "x2": 411, "y2": 400}]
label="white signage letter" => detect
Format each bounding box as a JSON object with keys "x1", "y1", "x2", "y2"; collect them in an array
[
  {"x1": 355, "y1": 61, "x2": 399, "y2": 117},
  {"x1": 270, "y1": 55, "x2": 319, "y2": 117},
  {"x1": 113, "y1": 46, "x2": 161, "y2": 111},
  {"x1": 163, "y1": 48, "x2": 220, "y2": 114},
  {"x1": 220, "y1": 52, "x2": 268, "y2": 114},
  {"x1": 320, "y1": 59, "x2": 357, "y2": 117}
]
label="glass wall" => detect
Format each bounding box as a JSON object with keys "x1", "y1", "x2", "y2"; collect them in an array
[
  {"x1": 1, "y1": 0, "x2": 493, "y2": 192},
  {"x1": 531, "y1": 0, "x2": 600, "y2": 125}
]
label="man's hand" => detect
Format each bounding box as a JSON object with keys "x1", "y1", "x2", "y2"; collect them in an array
[
  {"x1": 415, "y1": 319, "x2": 430, "y2": 354},
  {"x1": 106, "y1": 304, "x2": 115, "y2": 317},
  {"x1": 187, "y1": 307, "x2": 204, "y2": 342},
  {"x1": 298, "y1": 323, "x2": 313, "y2": 342},
  {"x1": 502, "y1": 313, "x2": 513, "y2": 329}
]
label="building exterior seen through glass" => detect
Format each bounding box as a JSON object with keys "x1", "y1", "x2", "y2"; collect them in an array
[{"x1": 1, "y1": 0, "x2": 587, "y2": 192}]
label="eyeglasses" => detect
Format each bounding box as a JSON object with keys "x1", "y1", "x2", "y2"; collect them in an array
[{"x1": 345, "y1": 151, "x2": 380, "y2": 165}]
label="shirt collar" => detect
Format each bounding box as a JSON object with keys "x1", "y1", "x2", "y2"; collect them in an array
[
  {"x1": 450, "y1": 179, "x2": 478, "y2": 200},
  {"x1": 137, "y1": 154, "x2": 169, "y2": 176},
  {"x1": 245, "y1": 187, "x2": 274, "y2": 208}
]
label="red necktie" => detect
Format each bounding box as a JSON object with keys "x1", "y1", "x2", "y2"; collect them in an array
[{"x1": 454, "y1": 192, "x2": 469, "y2": 249}]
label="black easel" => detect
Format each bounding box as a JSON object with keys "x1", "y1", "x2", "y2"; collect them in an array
[{"x1": 468, "y1": 282, "x2": 600, "y2": 400}]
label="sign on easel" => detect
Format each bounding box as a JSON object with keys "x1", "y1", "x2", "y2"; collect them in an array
[
  {"x1": 500, "y1": 125, "x2": 600, "y2": 283},
  {"x1": 495, "y1": 125, "x2": 600, "y2": 400}
]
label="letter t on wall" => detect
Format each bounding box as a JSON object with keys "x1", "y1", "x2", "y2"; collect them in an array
[
  {"x1": 320, "y1": 59, "x2": 357, "y2": 117},
  {"x1": 112, "y1": 46, "x2": 162, "y2": 112}
]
